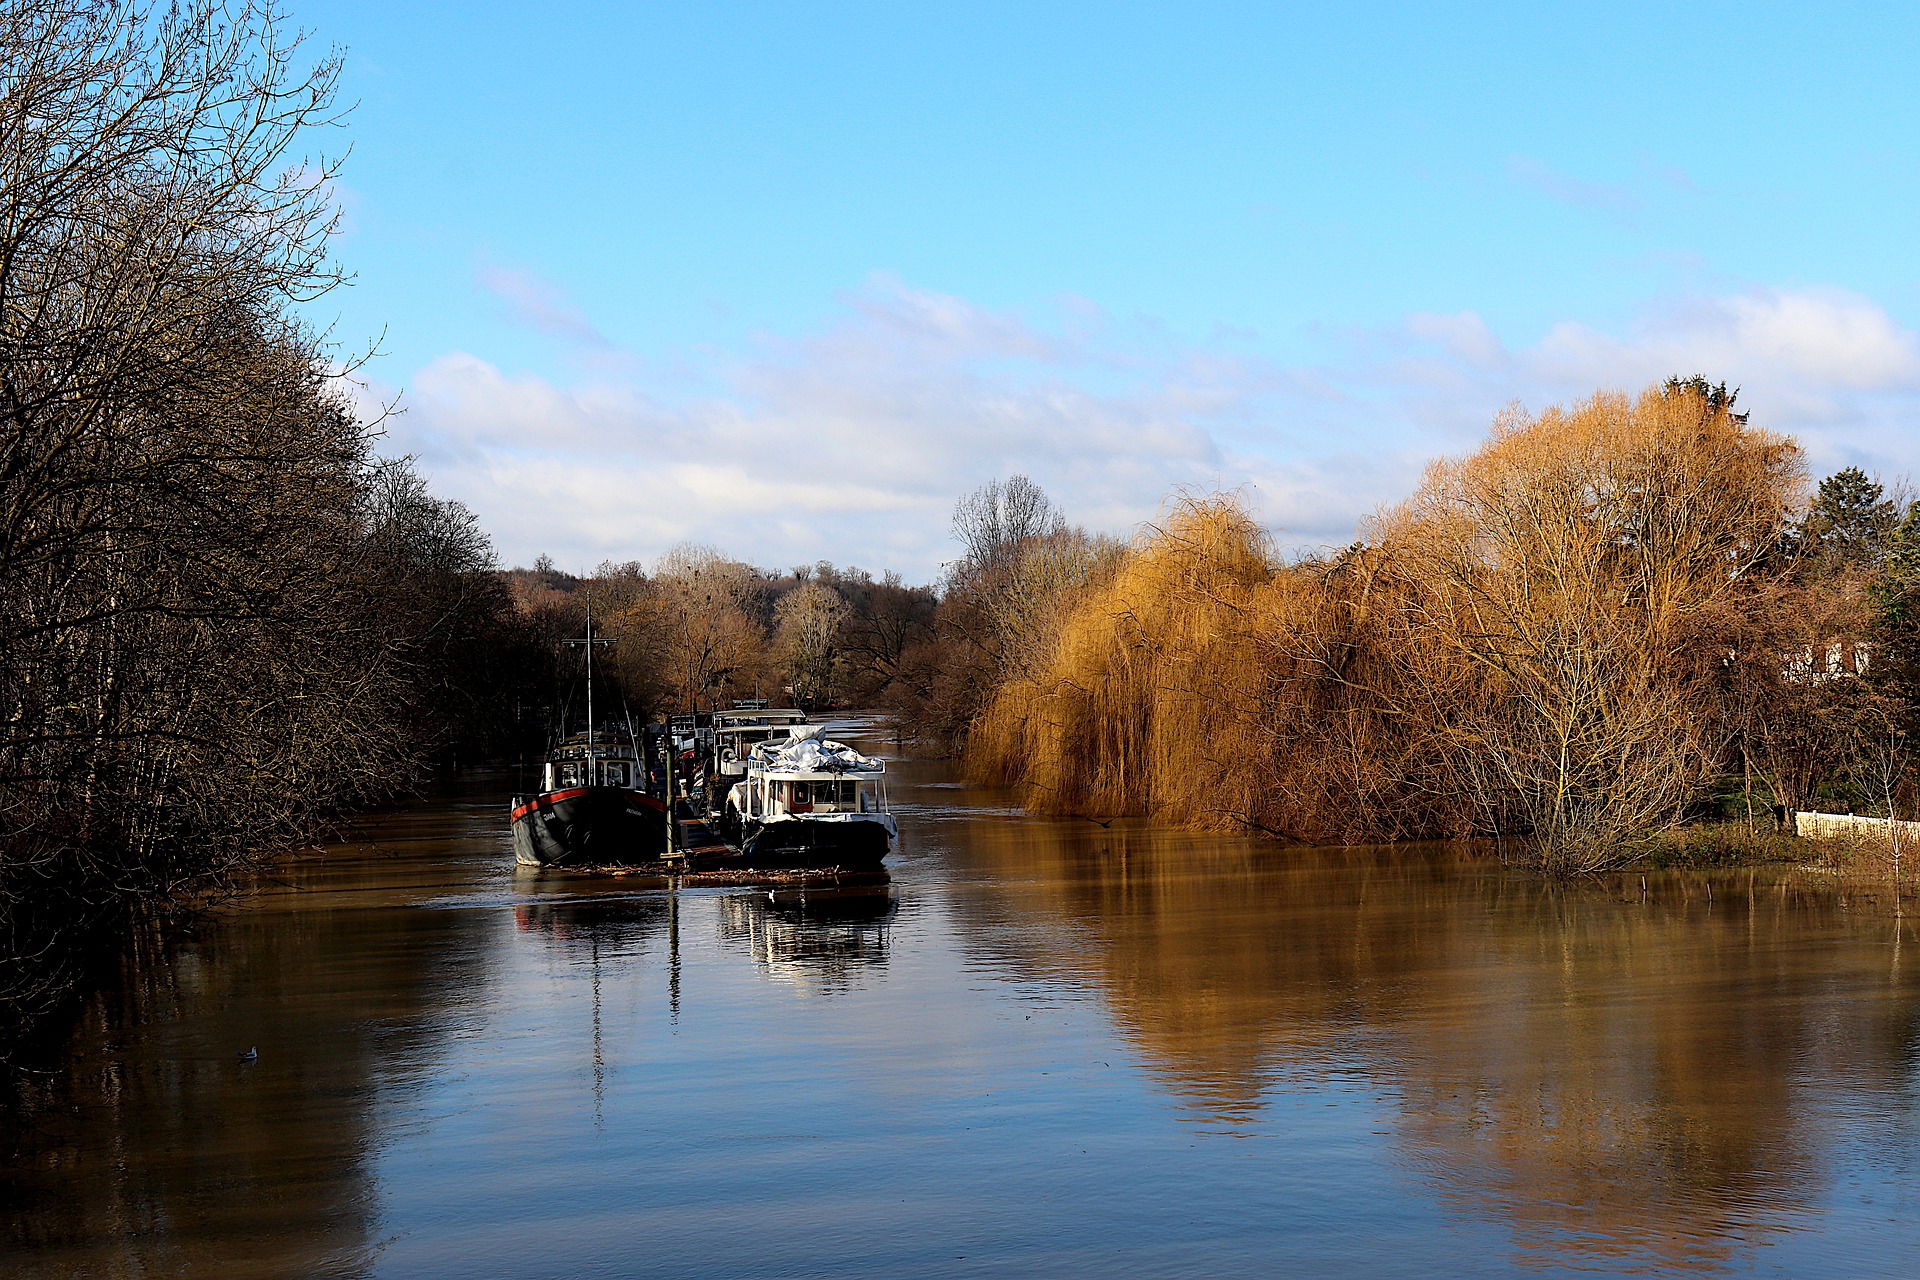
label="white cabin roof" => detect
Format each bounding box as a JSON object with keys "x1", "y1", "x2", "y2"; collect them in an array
[
  {"x1": 713, "y1": 708, "x2": 809, "y2": 726},
  {"x1": 754, "y1": 767, "x2": 879, "y2": 782}
]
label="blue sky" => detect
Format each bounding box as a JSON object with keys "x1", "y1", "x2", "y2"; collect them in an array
[{"x1": 309, "y1": 1, "x2": 1920, "y2": 577}]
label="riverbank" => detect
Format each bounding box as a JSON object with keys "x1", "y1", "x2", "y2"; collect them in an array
[{"x1": 1633, "y1": 819, "x2": 1917, "y2": 893}]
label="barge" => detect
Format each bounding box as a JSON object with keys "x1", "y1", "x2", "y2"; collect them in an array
[
  {"x1": 723, "y1": 725, "x2": 895, "y2": 867},
  {"x1": 510, "y1": 601, "x2": 668, "y2": 867}
]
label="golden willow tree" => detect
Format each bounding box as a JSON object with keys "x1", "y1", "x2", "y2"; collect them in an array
[{"x1": 972, "y1": 384, "x2": 1807, "y2": 873}]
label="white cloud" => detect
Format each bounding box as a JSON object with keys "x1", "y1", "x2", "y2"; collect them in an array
[
  {"x1": 384, "y1": 278, "x2": 1365, "y2": 578},
  {"x1": 1405, "y1": 311, "x2": 1503, "y2": 367},
  {"x1": 1376, "y1": 285, "x2": 1920, "y2": 485},
  {"x1": 476, "y1": 262, "x2": 611, "y2": 348},
  {"x1": 1533, "y1": 288, "x2": 1920, "y2": 391},
  {"x1": 379, "y1": 278, "x2": 1920, "y2": 580}
]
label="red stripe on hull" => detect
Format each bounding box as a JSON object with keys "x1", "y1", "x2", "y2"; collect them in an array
[{"x1": 510, "y1": 787, "x2": 666, "y2": 824}]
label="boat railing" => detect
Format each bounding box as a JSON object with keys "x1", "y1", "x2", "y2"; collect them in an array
[{"x1": 745, "y1": 773, "x2": 891, "y2": 818}]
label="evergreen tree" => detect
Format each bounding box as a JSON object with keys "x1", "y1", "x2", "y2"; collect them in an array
[
  {"x1": 1872, "y1": 501, "x2": 1920, "y2": 705},
  {"x1": 1662, "y1": 374, "x2": 1748, "y2": 423},
  {"x1": 1802, "y1": 466, "x2": 1899, "y2": 569}
]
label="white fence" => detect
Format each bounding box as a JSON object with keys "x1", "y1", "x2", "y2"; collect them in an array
[{"x1": 1794, "y1": 811, "x2": 1920, "y2": 845}]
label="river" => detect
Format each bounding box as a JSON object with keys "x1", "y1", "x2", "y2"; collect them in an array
[{"x1": 4, "y1": 733, "x2": 1918, "y2": 1278}]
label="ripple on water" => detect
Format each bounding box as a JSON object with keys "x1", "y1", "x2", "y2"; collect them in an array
[{"x1": 5, "y1": 763, "x2": 1919, "y2": 1279}]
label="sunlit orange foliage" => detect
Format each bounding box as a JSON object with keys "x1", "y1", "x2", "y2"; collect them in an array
[
  {"x1": 970, "y1": 497, "x2": 1281, "y2": 829},
  {"x1": 971, "y1": 385, "x2": 1809, "y2": 871},
  {"x1": 1372, "y1": 387, "x2": 1806, "y2": 868}
]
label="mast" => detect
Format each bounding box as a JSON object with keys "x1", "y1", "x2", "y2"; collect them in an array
[
  {"x1": 564, "y1": 589, "x2": 615, "y2": 758},
  {"x1": 664, "y1": 727, "x2": 679, "y2": 856}
]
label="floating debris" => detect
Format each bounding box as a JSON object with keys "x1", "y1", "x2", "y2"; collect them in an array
[{"x1": 552, "y1": 861, "x2": 886, "y2": 887}]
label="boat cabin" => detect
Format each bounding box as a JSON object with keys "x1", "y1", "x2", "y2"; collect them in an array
[
  {"x1": 732, "y1": 744, "x2": 887, "y2": 822},
  {"x1": 723, "y1": 726, "x2": 896, "y2": 864},
  {"x1": 543, "y1": 733, "x2": 641, "y2": 791},
  {"x1": 707, "y1": 709, "x2": 816, "y2": 782},
  {"x1": 711, "y1": 707, "x2": 809, "y2": 734},
  {"x1": 754, "y1": 777, "x2": 866, "y2": 815}
]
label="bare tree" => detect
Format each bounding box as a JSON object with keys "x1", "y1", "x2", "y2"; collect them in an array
[
  {"x1": 0, "y1": 3, "x2": 539, "y2": 1043},
  {"x1": 774, "y1": 581, "x2": 848, "y2": 708},
  {"x1": 605, "y1": 543, "x2": 769, "y2": 711},
  {"x1": 950, "y1": 474, "x2": 1065, "y2": 572}
]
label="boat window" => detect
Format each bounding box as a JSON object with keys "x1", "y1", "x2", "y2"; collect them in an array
[
  {"x1": 557, "y1": 762, "x2": 585, "y2": 788},
  {"x1": 602, "y1": 762, "x2": 629, "y2": 788}
]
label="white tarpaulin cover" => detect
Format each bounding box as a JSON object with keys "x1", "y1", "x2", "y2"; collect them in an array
[{"x1": 751, "y1": 726, "x2": 885, "y2": 774}]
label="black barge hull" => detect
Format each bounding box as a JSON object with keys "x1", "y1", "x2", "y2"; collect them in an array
[
  {"x1": 511, "y1": 786, "x2": 670, "y2": 866},
  {"x1": 735, "y1": 819, "x2": 892, "y2": 869}
]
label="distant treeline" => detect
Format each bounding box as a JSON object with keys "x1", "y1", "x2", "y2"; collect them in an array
[
  {"x1": 501, "y1": 554, "x2": 936, "y2": 729},
  {"x1": 505, "y1": 473, "x2": 1121, "y2": 749},
  {"x1": 0, "y1": 2, "x2": 550, "y2": 1042},
  {"x1": 965, "y1": 381, "x2": 1920, "y2": 873}
]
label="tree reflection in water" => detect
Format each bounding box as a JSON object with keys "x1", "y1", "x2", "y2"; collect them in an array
[
  {"x1": 1, "y1": 808, "x2": 495, "y2": 1279},
  {"x1": 942, "y1": 812, "x2": 1920, "y2": 1272},
  {"x1": 7, "y1": 769, "x2": 1919, "y2": 1278}
]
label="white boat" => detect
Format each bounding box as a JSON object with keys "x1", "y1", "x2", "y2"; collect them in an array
[
  {"x1": 724, "y1": 725, "x2": 896, "y2": 867},
  {"x1": 703, "y1": 707, "x2": 812, "y2": 812}
]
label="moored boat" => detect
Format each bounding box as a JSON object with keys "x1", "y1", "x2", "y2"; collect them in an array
[
  {"x1": 703, "y1": 707, "x2": 811, "y2": 816},
  {"x1": 723, "y1": 725, "x2": 896, "y2": 867},
  {"x1": 510, "y1": 600, "x2": 668, "y2": 867},
  {"x1": 511, "y1": 729, "x2": 669, "y2": 866}
]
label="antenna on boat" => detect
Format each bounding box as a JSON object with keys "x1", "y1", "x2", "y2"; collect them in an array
[{"x1": 565, "y1": 590, "x2": 615, "y2": 750}]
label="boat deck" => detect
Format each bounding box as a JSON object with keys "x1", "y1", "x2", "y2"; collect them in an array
[
  {"x1": 672, "y1": 800, "x2": 732, "y2": 858},
  {"x1": 537, "y1": 797, "x2": 871, "y2": 883}
]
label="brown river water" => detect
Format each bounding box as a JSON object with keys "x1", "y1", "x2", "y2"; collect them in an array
[{"x1": 4, "y1": 732, "x2": 1919, "y2": 1278}]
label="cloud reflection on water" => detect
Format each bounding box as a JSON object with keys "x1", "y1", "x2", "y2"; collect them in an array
[{"x1": 934, "y1": 803, "x2": 1920, "y2": 1273}]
